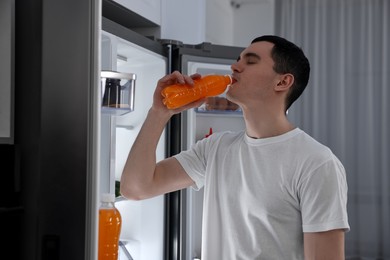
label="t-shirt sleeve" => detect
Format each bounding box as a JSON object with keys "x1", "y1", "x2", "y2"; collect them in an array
[
  {"x1": 299, "y1": 153, "x2": 350, "y2": 233},
  {"x1": 174, "y1": 138, "x2": 209, "y2": 190}
]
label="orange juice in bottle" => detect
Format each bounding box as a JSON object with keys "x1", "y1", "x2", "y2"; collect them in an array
[
  {"x1": 161, "y1": 74, "x2": 232, "y2": 109},
  {"x1": 98, "y1": 193, "x2": 122, "y2": 260}
]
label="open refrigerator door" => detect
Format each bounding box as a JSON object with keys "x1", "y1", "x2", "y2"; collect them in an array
[
  {"x1": 100, "y1": 12, "x2": 244, "y2": 259},
  {"x1": 100, "y1": 30, "x2": 167, "y2": 260}
]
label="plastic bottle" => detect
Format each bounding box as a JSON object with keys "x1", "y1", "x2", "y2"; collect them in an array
[
  {"x1": 161, "y1": 74, "x2": 232, "y2": 109},
  {"x1": 98, "y1": 193, "x2": 122, "y2": 260}
]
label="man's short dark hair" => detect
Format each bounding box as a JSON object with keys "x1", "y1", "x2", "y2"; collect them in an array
[{"x1": 252, "y1": 35, "x2": 310, "y2": 110}]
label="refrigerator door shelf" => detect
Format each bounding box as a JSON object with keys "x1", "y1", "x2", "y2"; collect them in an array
[
  {"x1": 119, "y1": 239, "x2": 139, "y2": 260},
  {"x1": 101, "y1": 71, "x2": 137, "y2": 116}
]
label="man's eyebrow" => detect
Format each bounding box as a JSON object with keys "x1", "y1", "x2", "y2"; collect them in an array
[{"x1": 236, "y1": 52, "x2": 261, "y2": 62}]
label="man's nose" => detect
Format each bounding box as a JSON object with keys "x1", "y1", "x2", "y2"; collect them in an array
[{"x1": 231, "y1": 61, "x2": 240, "y2": 72}]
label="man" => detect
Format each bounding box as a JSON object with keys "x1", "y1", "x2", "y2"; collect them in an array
[{"x1": 120, "y1": 35, "x2": 349, "y2": 259}]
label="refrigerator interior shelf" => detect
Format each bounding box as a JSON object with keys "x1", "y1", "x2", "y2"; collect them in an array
[
  {"x1": 116, "y1": 124, "x2": 135, "y2": 130},
  {"x1": 195, "y1": 108, "x2": 243, "y2": 117},
  {"x1": 195, "y1": 96, "x2": 242, "y2": 116}
]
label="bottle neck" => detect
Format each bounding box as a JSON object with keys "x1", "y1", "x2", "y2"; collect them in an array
[{"x1": 100, "y1": 201, "x2": 115, "y2": 209}]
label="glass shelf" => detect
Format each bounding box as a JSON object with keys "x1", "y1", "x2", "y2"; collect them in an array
[{"x1": 195, "y1": 107, "x2": 243, "y2": 117}]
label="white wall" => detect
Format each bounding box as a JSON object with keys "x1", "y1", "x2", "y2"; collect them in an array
[
  {"x1": 232, "y1": 0, "x2": 275, "y2": 47},
  {"x1": 115, "y1": 0, "x2": 162, "y2": 25},
  {"x1": 161, "y1": 0, "x2": 207, "y2": 44},
  {"x1": 119, "y1": 0, "x2": 275, "y2": 47},
  {"x1": 161, "y1": 0, "x2": 275, "y2": 47},
  {"x1": 205, "y1": 0, "x2": 235, "y2": 45}
]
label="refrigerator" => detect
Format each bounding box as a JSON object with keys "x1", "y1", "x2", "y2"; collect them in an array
[
  {"x1": 11, "y1": 0, "x2": 243, "y2": 259},
  {"x1": 100, "y1": 14, "x2": 245, "y2": 259},
  {"x1": 100, "y1": 6, "x2": 246, "y2": 259}
]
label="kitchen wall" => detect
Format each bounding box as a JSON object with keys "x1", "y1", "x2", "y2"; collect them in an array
[
  {"x1": 205, "y1": 0, "x2": 235, "y2": 45},
  {"x1": 205, "y1": 0, "x2": 275, "y2": 47},
  {"x1": 232, "y1": 0, "x2": 275, "y2": 47},
  {"x1": 116, "y1": 0, "x2": 275, "y2": 47},
  {"x1": 161, "y1": 0, "x2": 275, "y2": 47},
  {"x1": 161, "y1": 0, "x2": 207, "y2": 44}
]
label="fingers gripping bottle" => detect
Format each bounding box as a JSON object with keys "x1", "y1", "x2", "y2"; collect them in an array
[
  {"x1": 161, "y1": 74, "x2": 232, "y2": 109},
  {"x1": 98, "y1": 193, "x2": 122, "y2": 260}
]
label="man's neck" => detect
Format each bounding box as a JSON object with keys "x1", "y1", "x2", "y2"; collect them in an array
[{"x1": 242, "y1": 107, "x2": 295, "y2": 139}]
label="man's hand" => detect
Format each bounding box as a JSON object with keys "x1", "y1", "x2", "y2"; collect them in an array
[{"x1": 152, "y1": 71, "x2": 204, "y2": 116}]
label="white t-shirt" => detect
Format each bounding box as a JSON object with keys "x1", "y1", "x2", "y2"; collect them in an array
[{"x1": 174, "y1": 128, "x2": 349, "y2": 260}]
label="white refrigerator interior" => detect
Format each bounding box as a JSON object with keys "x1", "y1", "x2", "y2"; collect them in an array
[
  {"x1": 183, "y1": 59, "x2": 245, "y2": 259},
  {"x1": 100, "y1": 30, "x2": 167, "y2": 260}
]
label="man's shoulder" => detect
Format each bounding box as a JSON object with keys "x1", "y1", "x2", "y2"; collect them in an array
[{"x1": 292, "y1": 130, "x2": 335, "y2": 161}]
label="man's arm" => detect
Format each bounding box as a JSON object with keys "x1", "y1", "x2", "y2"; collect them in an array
[
  {"x1": 120, "y1": 71, "x2": 203, "y2": 200},
  {"x1": 304, "y1": 229, "x2": 345, "y2": 260}
]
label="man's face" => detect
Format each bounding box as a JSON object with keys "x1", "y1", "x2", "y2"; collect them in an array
[{"x1": 227, "y1": 41, "x2": 281, "y2": 107}]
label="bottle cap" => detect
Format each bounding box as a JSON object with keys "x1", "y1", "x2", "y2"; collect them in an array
[{"x1": 101, "y1": 193, "x2": 115, "y2": 203}]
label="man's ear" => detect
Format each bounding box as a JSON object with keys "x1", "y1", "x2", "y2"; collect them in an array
[{"x1": 275, "y1": 74, "x2": 294, "y2": 92}]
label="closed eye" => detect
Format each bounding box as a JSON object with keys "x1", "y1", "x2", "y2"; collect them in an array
[
  {"x1": 245, "y1": 53, "x2": 260, "y2": 63},
  {"x1": 237, "y1": 52, "x2": 261, "y2": 64},
  {"x1": 246, "y1": 58, "x2": 258, "y2": 64}
]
